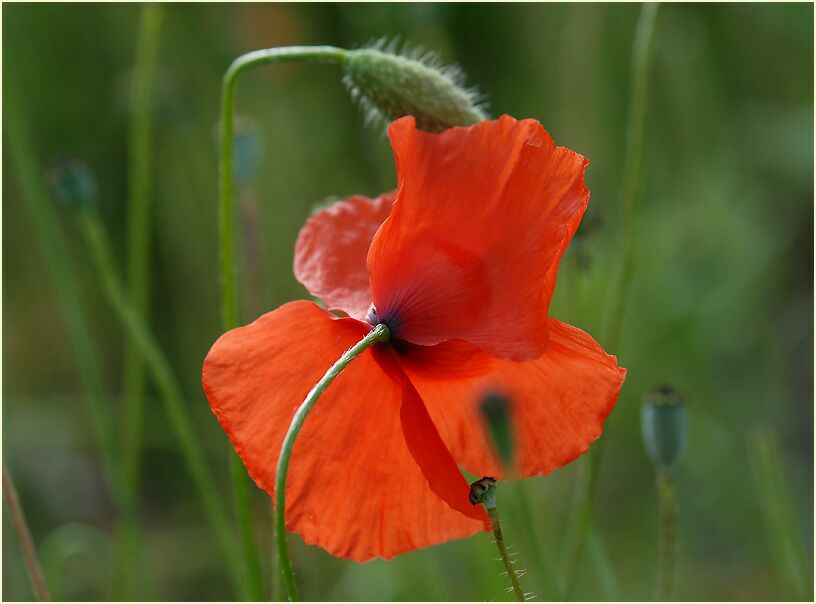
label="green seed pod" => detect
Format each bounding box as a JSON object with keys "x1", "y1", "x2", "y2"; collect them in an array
[
  {"x1": 342, "y1": 40, "x2": 488, "y2": 133},
  {"x1": 641, "y1": 386, "x2": 688, "y2": 475},
  {"x1": 46, "y1": 158, "x2": 98, "y2": 212}
]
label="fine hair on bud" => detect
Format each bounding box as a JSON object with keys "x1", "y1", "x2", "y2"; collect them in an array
[{"x1": 342, "y1": 38, "x2": 488, "y2": 133}]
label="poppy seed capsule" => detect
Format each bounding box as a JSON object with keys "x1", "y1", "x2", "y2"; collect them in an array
[
  {"x1": 47, "y1": 158, "x2": 98, "y2": 212},
  {"x1": 342, "y1": 44, "x2": 487, "y2": 133},
  {"x1": 641, "y1": 386, "x2": 688, "y2": 475}
]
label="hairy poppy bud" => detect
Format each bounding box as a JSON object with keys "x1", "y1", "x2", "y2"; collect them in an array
[
  {"x1": 46, "y1": 158, "x2": 98, "y2": 212},
  {"x1": 479, "y1": 392, "x2": 515, "y2": 474},
  {"x1": 641, "y1": 385, "x2": 688, "y2": 475},
  {"x1": 342, "y1": 40, "x2": 487, "y2": 132}
]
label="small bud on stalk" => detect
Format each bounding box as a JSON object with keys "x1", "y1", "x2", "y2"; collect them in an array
[
  {"x1": 641, "y1": 385, "x2": 687, "y2": 600},
  {"x1": 342, "y1": 40, "x2": 487, "y2": 132},
  {"x1": 641, "y1": 385, "x2": 688, "y2": 476},
  {"x1": 469, "y1": 476, "x2": 526, "y2": 601}
]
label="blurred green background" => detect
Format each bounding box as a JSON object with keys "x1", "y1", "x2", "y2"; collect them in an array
[{"x1": 3, "y1": 2, "x2": 813, "y2": 601}]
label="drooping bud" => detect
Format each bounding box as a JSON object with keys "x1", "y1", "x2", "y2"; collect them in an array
[
  {"x1": 46, "y1": 158, "x2": 98, "y2": 212},
  {"x1": 342, "y1": 39, "x2": 487, "y2": 133},
  {"x1": 479, "y1": 392, "x2": 515, "y2": 475},
  {"x1": 641, "y1": 385, "x2": 688, "y2": 475}
]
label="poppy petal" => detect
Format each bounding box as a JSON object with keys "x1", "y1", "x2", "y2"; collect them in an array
[
  {"x1": 368, "y1": 115, "x2": 589, "y2": 361},
  {"x1": 202, "y1": 301, "x2": 484, "y2": 561},
  {"x1": 398, "y1": 319, "x2": 626, "y2": 478},
  {"x1": 395, "y1": 357, "x2": 488, "y2": 525},
  {"x1": 294, "y1": 193, "x2": 395, "y2": 320}
]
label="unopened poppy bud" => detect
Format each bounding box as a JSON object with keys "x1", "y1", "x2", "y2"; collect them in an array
[
  {"x1": 641, "y1": 386, "x2": 688, "y2": 475},
  {"x1": 479, "y1": 392, "x2": 515, "y2": 474},
  {"x1": 469, "y1": 476, "x2": 497, "y2": 509},
  {"x1": 342, "y1": 40, "x2": 487, "y2": 132},
  {"x1": 46, "y1": 158, "x2": 98, "y2": 212}
]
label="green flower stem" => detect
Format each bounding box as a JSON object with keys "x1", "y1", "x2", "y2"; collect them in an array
[
  {"x1": 75, "y1": 210, "x2": 247, "y2": 599},
  {"x1": 275, "y1": 324, "x2": 390, "y2": 601},
  {"x1": 270, "y1": 499, "x2": 283, "y2": 602},
  {"x1": 218, "y1": 45, "x2": 346, "y2": 330},
  {"x1": 561, "y1": 3, "x2": 660, "y2": 598},
  {"x1": 656, "y1": 472, "x2": 677, "y2": 601},
  {"x1": 3, "y1": 464, "x2": 52, "y2": 601},
  {"x1": 230, "y1": 449, "x2": 263, "y2": 601},
  {"x1": 218, "y1": 46, "x2": 346, "y2": 600},
  {"x1": 122, "y1": 1, "x2": 163, "y2": 502},
  {"x1": 487, "y1": 506, "x2": 526, "y2": 602},
  {"x1": 6, "y1": 94, "x2": 146, "y2": 600}
]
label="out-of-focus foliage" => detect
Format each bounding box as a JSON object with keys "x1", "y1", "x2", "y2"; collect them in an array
[{"x1": 3, "y1": 3, "x2": 812, "y2": 601}]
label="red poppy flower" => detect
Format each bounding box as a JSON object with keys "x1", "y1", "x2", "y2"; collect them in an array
[{"x1": 202, "y1": 115, "x2": 626, "y2": 562}]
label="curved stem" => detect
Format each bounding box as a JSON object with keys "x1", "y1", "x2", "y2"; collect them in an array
[
  {"x1": 218, "y1": 45, "x2": 346, "y2": 331},
  {"x1": 3, "y1": 464, "x2": 51, "y2": 601},
  {"x1": 488, "y1": 507, "x2": 526, "y2": 602},
  {"x1": 656, "y1": 473, "x2": 677, "y2": 601},
  {"x1": 218, "y1": 47, "x2": 346, "y2": 599},
  {"x1": 562, "y1": 4, "x2": 660, "y2": 598},
  {"x1": 274, "y1": 324, "x2": 390, "y2": 601}
]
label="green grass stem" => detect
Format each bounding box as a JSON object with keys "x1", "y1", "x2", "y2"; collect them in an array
[
  {"x1": 656, "y1": 473, "x2": 677, "y2": 600},
  {"x1": 561, "y1": 4, "x2": 660, "y2": 598},
  {"x1": 6, "y1": 93, "x2": 147, "y2": 600},
  {"x1": 747, "y1": 424, "x2": 813, "y2": 600},
  {"x1": 122, "y1": 1, "x2": 164, "y2": 505},
  {"x1": 76, "y1": 210, "x2": 248, "y2": 599}
]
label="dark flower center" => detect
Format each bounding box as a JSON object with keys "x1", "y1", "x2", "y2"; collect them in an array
[{"x1": 365, "y1": 303, "x2": 402, "y2": 339}]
